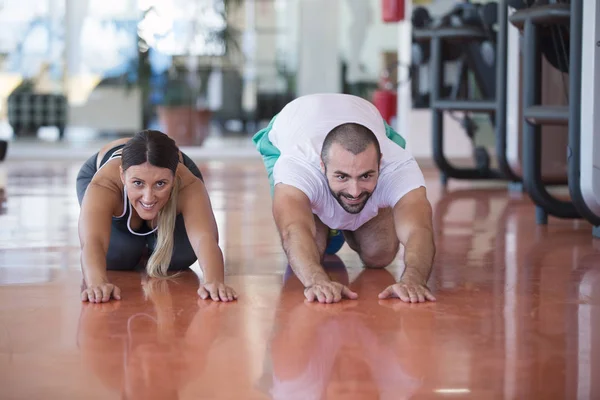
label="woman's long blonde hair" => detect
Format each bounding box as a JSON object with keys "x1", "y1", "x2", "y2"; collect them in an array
[
  {"x1": 146, "y1": 176, "x2": 179, "y2": 277},
  {"x1": 121, "y1": 130, "x2": 180, "y2": 278}
]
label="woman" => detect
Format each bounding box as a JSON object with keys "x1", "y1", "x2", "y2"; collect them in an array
[{"x1": 76, "y1": 130, "x2": 236, "y2": 303}]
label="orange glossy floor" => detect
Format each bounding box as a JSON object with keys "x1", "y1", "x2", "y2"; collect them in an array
[{"x1": 0, "y1": 158, "x2": 599, "y2": 400}]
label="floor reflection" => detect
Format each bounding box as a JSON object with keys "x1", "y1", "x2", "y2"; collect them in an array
[
  {"x1": 262, "y1": 256, "x2": 431, "y2": 400},
  {"x1": 77, "y1": 271, "x2": 225, "y2": 400},
  {"x1": 0, "y1": 160, "x2": 599, "y2": 399}
]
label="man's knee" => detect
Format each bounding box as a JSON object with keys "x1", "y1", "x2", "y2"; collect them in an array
[{"x1": 359, "y1": 242, "x2": 399, "y2": 269}]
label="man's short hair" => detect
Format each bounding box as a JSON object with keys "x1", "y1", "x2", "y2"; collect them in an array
[{"x1": 321, "y1": 123, "x2": 381, "y2": 165}]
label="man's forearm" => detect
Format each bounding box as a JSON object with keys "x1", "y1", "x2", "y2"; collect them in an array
[
  {"x1": 281, "y1": 225, "x2": 329, "y2": 287},
  {"x1": 401, "y1": 227, "x2": 435, "y2": 283}
]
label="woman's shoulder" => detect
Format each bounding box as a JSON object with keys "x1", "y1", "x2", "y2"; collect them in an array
[
  {"x1": 176, "y1": 162, "x2": 203, "y2": 191},
  {"x1": 96, "y1": 138, "x2": 131, "y2": 168}
]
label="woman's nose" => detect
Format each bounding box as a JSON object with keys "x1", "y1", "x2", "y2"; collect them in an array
[{"x1": 142, "y1": 188, "x2": 154, "y2": 201}]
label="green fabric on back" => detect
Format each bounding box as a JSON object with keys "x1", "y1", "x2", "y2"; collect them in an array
[
  {"x1": 252, "y1": 115, "x2": 280, "y2": 194},
  {"x1": 383, "y1": 120, "x2": 406, "y2": 149}
]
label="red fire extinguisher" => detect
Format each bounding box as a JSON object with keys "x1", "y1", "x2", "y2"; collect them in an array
[
  {"x1": 373, "y1": 63, "x2": 398, "y2": 125},
  {"x1": 372, "y1": 87, "x2": 397, "y2": 125},
  {"x1": 382, "y1": 0, "x2": 405, "y2": 23},
  {"x1": 372, "y1": 60, "x2": 412, "y2": 124}
]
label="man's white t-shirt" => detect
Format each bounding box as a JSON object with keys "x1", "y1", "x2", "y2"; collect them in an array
[{"x1": 270, "y1": 93, "x2": 425, "y2": 231}]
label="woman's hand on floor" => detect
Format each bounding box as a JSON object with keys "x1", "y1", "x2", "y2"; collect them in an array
[
  {"x1": 81, "y1": 281, "x2": 121, "y2": 303},
  {"x1": 198, "y1": 282, "x2": 237, "y2": 302}
]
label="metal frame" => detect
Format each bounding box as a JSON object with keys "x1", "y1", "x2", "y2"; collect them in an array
[
  {"x1": 510, "y1": 1, "x2": 600, "y2": 236},
  {"x1": 413, "y1": 1, "x2": 520, "y2": 185},
  {"x1": 574, "y1": 0, "x2": 600, "y2": 228}
]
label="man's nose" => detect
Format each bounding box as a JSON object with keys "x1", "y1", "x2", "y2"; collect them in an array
[{"x1": 347, "y1": 181, "x2": 361, "y2": 197}]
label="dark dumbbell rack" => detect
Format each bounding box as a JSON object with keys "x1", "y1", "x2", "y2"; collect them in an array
[
  {"x1": 510, "y1": 1, "x2": 600, "y2": 235},
  {"x1": 0, "y1": 140, "x2": 7, "y2": 162},
  {"x1": 413, "y1": 1, "x2": 520, "y2": 186},
  {"x1": 510, "y1": 0, "x2": 600, "y2": 235}
]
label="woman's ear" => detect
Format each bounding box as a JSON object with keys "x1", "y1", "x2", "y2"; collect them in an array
[{"x1": 119, "y1": 166, "x2": 125, "y2": 185}]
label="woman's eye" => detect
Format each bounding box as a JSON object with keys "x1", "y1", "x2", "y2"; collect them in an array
[
  {"x1": 156, "y1": 181, "x2": 165, "y2": 188},
  {"x1": 133, "y1": 181, "x2": 143, "y2": 187}
]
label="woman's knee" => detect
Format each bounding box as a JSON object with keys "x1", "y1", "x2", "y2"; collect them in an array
[
  {"x1": 106, "y1": 247, "x2": 145, "y2": 271},
  {"x1": 167, "y1": 215, "x2": 197, "y2": 270},
  {"x1": 106, "y1": 227, "x2": 146, "y2": 270}
]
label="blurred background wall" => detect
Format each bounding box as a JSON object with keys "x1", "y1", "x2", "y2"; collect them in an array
[{"x1": 0, "y1": 0, "x2": 482, "y2": 160}]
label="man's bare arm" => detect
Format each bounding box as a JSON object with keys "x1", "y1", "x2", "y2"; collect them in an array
[
  {"x1": 393, "y1": 187, "x2": 435, "y2": 283},
  {"x1": 272, "y1": 184, "x2": 328, "y2": 286},
  {"x1": 273, "y1": 184, "x2": 357, "y2": 303},
  {"x1": 379, "y1": 187, "x2": 436, "y2": 302}
]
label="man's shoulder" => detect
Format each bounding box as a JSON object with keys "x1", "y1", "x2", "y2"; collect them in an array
[
  {"x1": 275, "y1": 156, "x2": 327, "y2": 186},
  {"x1": 276, "y1": 154, "x2": 322, "y2": 171}
]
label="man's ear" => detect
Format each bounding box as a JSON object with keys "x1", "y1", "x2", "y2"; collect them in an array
[{"x1": 320, "y1": 159, "x2": 325, "y2": 174}]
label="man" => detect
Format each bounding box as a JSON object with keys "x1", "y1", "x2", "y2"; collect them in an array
[{"x1": 253, "y1": 93, "x2": 436, "y2": 304}]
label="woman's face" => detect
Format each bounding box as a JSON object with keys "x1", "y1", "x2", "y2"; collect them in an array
[{"x1": 120, "y1": 162, "x2": 175, "y2": 221}]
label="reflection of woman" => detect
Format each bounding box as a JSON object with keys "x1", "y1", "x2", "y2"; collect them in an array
[
  {"x1": 76, "y1": 130, "x2": 235, "y2": 302},
  {"x1": 267, "y1": 256, "x2": 424, "y2": 400},
  {"x1": 77, "y1": 271, "x2": 226, "y2": 399}
]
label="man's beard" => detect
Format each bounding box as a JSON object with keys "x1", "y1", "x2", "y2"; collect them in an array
[{"x1": 330, "y1": 188, "x2": 372, "y2": 214}]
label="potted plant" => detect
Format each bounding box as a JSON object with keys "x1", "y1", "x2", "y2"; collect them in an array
[
  {"x1": 136, "y1": 0, "x2": 244, "y2": 146},
  {"x1": 156, "y1": 69, "x2": 212, "y2": 147}
]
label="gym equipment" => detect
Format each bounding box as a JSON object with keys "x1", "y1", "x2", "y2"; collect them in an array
[
  {"x1": 7, "y1": 92, "x2": 67, "y2": 140},
  {"x1": 510, "y1": 1, "x2": 600, "y2": 237},
  {"x1": 0, "y1": 140, "x2": 7, "y2": 162},
  {"x1": 505, "y1": 3, "x2": 570, "y2": 187},
  {"x1": 575, "y1": 0, "x2": 600, "y2": 237},
  {"x1": 0, "y1": 140, "x2": 6, "y2": 215},
  {"x1": 411, "y1": 1, "x2": 520, "y2": 185}
]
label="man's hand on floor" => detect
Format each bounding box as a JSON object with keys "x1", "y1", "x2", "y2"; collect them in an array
[
  {"x1": 304, "y1": 280, "x2": 358, "y2": 303},
  {"x1": 378, "y1": 275, "x2": 436, "y2": 303}
]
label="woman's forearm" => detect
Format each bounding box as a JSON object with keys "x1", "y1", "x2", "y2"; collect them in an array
[
  {"x1": 195, "y1": 238, "x2": 225, "y2": 283},
  {"x1": 80, "y1": 243, "x2": 109, "y2": 285}
]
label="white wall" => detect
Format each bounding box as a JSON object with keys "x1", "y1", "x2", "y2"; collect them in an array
[
  {"x1": 339, "y1": 0, "x2": 399, "y2": 83},
  {"x1": 297, "y1": 0, "x2": 342, "y2": 95}
]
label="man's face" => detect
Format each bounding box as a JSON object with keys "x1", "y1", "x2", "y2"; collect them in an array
[{"x1": 322, "y1": 142, "x2": 380, "y2": 214}]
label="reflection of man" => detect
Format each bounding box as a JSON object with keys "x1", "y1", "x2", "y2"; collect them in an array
[
  {"x1": 265, "y1": 257, "x2": 424, "y2": 400},
  {"x1": 77, "y1": 271, "x2": 225, "y2": 399},
  {"x1": 253, "y1": 93, "x2": 436, "y2": 303}
]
